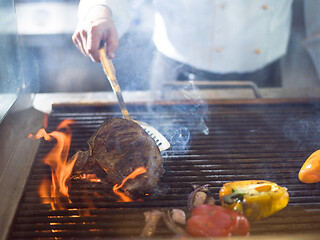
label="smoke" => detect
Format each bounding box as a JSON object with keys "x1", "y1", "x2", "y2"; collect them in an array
[
  {"x1": 283, "y1": 114, "x2": 320, "y2": 149},
  {"x1": 144, "y1": 80, "x2": 209, "y2": 155},
  {"x1": 169, "y1": 80, "x2": 210, "y2": 136},
  {"x1": 169, "y1": 127, "x2": 191, "y2": 153}
]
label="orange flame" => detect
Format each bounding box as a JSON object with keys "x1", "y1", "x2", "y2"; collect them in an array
[
  {"x1": 113, "y1": 167, "x2": 147, "y2": 202},
  {"x1": 80, "y1": 173, "x2": 101, "y2": 183},
  {"x1": 38, "y1": 178, "x2": 52, "y2": 205},
  {"x1": 30, "y1": 119, "x2": 76, "y2": 210}
]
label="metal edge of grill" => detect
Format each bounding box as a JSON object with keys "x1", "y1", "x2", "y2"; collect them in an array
[{"x1": 0, "y1": 94, "x2": 45, "y2": 240}]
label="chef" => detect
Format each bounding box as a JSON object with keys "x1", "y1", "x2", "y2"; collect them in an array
[{"x1": 72, "y1": 0, "x2": 294, "y2": 90}]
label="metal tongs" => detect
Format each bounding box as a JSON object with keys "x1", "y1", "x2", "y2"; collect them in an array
[{"x1": 99, "y1": 45, "x2": 170, "y2": 151}]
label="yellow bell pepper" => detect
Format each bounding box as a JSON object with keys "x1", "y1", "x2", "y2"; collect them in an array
[
  {"x1": 219, "y1": 180, "x2": 289, "y2": 220},
  {"x1": 299, "y1": 150, "x2": 320, "y2": 183}
]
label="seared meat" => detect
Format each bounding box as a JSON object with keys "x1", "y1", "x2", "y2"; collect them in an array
[{"x1": 72, "y1": 118, "x2": 163, "y2": 198}]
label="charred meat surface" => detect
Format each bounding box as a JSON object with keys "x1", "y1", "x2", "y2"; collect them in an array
[{"x1": 72, "y1": 118, "x2": 163, "y2": 197}]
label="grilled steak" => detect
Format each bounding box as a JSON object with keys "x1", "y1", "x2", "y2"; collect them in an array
[{"x1": 71, "y1": 118, "x2": 163, "y2": 198}]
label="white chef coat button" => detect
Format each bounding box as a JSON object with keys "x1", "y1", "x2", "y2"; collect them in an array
[
  {"x1": 216, "y1": 47, "x2": 222, "y2": 53},
  {"x1": 262, "y1": 4, "x2": 269, "y2": 10},
  {"x1": 255, "y1": 49, "x2": 261, "y2": 54}
]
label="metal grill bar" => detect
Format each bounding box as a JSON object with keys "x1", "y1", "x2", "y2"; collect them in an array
[{"x1": 7, "y1": 102, "x2": 320, "y2": 239}]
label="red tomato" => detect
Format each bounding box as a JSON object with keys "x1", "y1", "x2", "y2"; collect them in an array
[{"x1": 186, "y1": 204, "x2": 250, "y2": 237}]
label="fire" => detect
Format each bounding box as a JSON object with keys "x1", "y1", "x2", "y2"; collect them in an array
[
  {"x1": 38, "y1": 178, "x2": 52, "y2": 205},
  {"x1": 30, "y1": 118, "x2": 147, "y2": 210},
  {"x1": 79, "y1": 173, "x2": 101, "y2": 183},
  {"x1": 113, "y1": 167, "x2": 147, "y2": 202},
  {"x1": 30, "y1": 119, "x2": 76, "y2": 210}
]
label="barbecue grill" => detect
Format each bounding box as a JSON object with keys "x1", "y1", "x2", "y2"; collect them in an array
[
  {"x1": 2, "y1": 0, "x2": 320, "y2": 239},
  {"x1": 2, "y1": 91, "x2": 320, "y2": 239}
]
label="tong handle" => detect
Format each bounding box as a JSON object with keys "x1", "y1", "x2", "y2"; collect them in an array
[{"x1": 99, "y1": 46, "x2": 132, "y2": 120}]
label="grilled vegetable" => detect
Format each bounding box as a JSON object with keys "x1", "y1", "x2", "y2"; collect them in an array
[
  {"x1": 186, "y1": 204, "x2": 250, "y2": 237},
  {"x1": 140, "y1": 210, "x2": 163, "y2": 237},
  {"x1": 171, "y1": 209, "x2": 186, "y2": 225},
  {"x1": 299, "y1": 150, "x2": 320, "y2": 183},
  {"x1": 219, "y1": 180, "x2": 289, "y2": 220},
  {"x1": 187, "y1": 184, "x2": 213, "y2": 210}
]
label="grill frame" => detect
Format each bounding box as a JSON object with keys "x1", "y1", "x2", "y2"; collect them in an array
[{"x1": 5, "y1": 98, "x2": 320, "y2": 239}]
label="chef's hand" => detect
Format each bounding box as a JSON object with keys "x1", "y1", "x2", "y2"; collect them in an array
[{"x1": 72, "y1": 5, "x2": 118, "y2": 62}]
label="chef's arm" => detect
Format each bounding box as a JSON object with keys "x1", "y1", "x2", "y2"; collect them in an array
[{"x1": 72, "y1": 0, "x2": 132, "y2": 62}]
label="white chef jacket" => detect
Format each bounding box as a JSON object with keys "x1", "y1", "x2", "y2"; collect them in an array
[{"x1": 78, "y1": 0, "x2": 293, "y2": 74}]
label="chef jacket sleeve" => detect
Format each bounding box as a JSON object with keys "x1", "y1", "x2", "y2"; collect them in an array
[{"x1": 78, "y1": 0, "x2": 132, "y2": 38}]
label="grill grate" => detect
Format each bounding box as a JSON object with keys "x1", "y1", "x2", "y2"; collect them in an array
[{"x1": 8, "y1": 102, "x2": 320, "y2": 239}]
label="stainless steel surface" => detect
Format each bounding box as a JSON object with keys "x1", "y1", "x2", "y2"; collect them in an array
[
  {"x1": 0, "y1": 94, "x2": 18, "y2": 123},
  {"x1": 163, "y1": 81, "x2": 263, "y2": 98},
  {"x1": 30, "y1": 87, "x2": 320, "y2": 115},
  {"x1": 0, "y1": 94, "x2": 44, "y2": 240}
]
